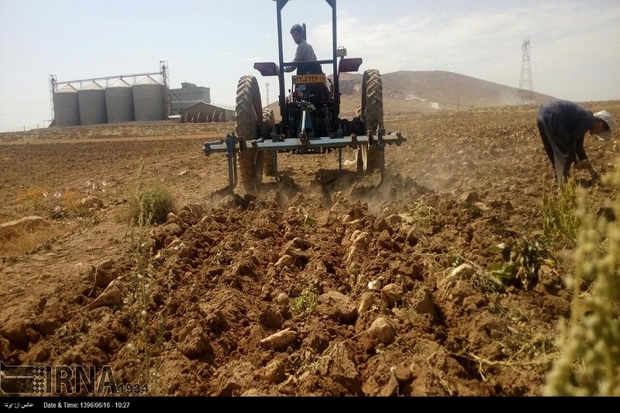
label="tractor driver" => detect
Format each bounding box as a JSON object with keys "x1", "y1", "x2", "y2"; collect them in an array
[{"x1": 284, "y1": 24, "x2": 322, "y2": 75}]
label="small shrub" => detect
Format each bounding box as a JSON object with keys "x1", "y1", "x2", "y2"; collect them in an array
[
  {"x1": 128, "y1": 183, "x2": 176, "y2": 226},
  {"x1": 542, "y1": 177, "x2": 579, "y2": 248}
]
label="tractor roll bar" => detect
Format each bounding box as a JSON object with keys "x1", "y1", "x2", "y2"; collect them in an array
[{"x1": 275, "y1": 0, "x2": 340, "y2": 122}]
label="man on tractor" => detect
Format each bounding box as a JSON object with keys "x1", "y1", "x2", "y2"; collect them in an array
[{"x1": 284, "y1": 24, "x2": 322, "y2": 75}]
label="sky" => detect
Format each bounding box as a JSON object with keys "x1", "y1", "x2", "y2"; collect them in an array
[{"x1": 0, "y1": 0, "x2": 619, "y2": 132}]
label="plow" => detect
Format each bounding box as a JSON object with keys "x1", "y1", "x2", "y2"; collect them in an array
[{"x1": 203, "y1": 0, "x2": 406, "y2": 192}]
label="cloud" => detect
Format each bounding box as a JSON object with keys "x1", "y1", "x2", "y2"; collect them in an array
[{"x1": 331, "y1": 2, "x2": 620, "y2": 99}]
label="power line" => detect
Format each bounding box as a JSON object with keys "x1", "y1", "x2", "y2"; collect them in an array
[{"x1": 531, "y1": 45, "x2": 620, "y2": 63}]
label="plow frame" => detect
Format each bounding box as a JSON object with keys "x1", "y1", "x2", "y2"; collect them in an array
[{"x1": 203, "y1": 126, "x2": 405, "y2": 192}]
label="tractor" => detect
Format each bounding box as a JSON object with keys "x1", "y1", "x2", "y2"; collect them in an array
[{"x1": 203, "y1": 0, "x2": 406, "y2": 191}]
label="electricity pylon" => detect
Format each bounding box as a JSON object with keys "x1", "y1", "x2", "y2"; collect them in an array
[{"x1": 519, "y1": 37, "x2": 534, "y2": 104}]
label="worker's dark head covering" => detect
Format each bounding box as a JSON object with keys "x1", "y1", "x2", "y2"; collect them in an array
[{"x1": 290, "y1": 24, "x2": 303, "y2": 34}]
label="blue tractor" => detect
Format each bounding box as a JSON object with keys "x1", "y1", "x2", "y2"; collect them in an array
[{"x1": 203, "y1": 0, "x2": 406, "y2": 191}]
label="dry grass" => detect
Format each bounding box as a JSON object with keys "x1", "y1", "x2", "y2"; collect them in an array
[
  {"x1": 0, "y1": 225, "x2": 63, "y2": 256},
  {"x1": 0, "y1": 186, "x2": 100, "y2": 256}
]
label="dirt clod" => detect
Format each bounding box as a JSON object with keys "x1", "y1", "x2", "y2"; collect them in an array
[{"x1": 1, "y1": 102, "x2": 618, "y2": 396}]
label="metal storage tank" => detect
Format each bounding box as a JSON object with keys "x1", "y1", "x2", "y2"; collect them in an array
[
  {"x1": 79, "y1": 81, "x2": 107, "y2": 125},
  {"x1": 53, "y1": 84, "x2": 80, "y2": 127},
  {"x1": 105, "y1": 79, "x2": 135, "y2": 123},
  {"x1": 133, "y1": 75, "x2": 164, "y2": 121}
]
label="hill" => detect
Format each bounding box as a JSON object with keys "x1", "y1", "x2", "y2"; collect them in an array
[
  {"x1": 265, "y1": 70, "x2": 557, "y2": 118},
  {"x1": 336, "y1": 70, "x2": 556, "y2": 116}
]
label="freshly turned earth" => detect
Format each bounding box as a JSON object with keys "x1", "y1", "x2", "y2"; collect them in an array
[{"x1": 0, "y1": 99, "x2": 618, "y2": 396}]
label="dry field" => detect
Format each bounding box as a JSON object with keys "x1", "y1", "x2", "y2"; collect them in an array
[{"x1": 0, "y1": 99, "x2": 619, "y2": 396}]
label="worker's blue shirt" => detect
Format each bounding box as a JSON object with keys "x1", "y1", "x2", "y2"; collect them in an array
[{"x1": 538, "y1": 100, "x2": 595, "y2": 160}]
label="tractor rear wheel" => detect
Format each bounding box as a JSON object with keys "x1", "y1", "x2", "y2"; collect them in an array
[
  {"x1": 235, "y1": 75, "x2": 264, "y2": 190},
  {"x1": 361, "y1": 69, "x2": 385, "y2": 174}
]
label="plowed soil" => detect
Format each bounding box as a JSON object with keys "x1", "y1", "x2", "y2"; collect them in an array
[{"x1": 1, "y1": 101, "x2": 619, "y2": 397}]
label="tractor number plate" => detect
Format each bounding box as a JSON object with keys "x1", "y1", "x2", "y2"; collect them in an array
[{"x1": 293, "y1": 74, "x2": 326, "y2": 84}]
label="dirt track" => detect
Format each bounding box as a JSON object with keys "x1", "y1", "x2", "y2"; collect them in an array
[{"x1": 1, "y1": 101, "x2": 619, "y2": 396}]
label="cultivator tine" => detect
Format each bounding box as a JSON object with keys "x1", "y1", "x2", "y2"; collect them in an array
[
  {"x1": 377, "y1": 125, "x2": 386, "y2": 149},
  {"x1": 300, "y1": 130, "x2": 310, "y2": 149},
  {"x1": 225, "y1": 133, "x2": 238, "y2": 192},
  {"x1": 361, "y1": 144, "x2": 368, "y2": 171},
  {"x1": 376, "y1": 125, "x2": 386, "y2": 185}
]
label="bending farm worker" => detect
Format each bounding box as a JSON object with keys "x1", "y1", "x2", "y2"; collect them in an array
[{"x1": 536, "y1": 100, "x2": 615, "y2": 186}]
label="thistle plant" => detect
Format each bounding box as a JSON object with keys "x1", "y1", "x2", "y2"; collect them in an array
[
  {"x1": 544, "y1": 169, "x2": 620, "y2": 396},
  {"x1": 123, "y1": 161, "x2": 175, "y2": 394}
]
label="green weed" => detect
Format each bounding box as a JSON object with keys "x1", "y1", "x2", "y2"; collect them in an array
[
  {"x1": 402, "y1": 200, "x2": 436, "y2": 230},
  {"x1": 487, "y1": 238, "x2": 555, "y2": 289},
  {"x1": 290, "y1": 286, "x2": 320, "y2": 318},
  {"x1": 542, "y1": 177, "x2": 579, "y2": 248},
  {"x1": 128, "y1": 162, "x2": 176, "y2": 225}
]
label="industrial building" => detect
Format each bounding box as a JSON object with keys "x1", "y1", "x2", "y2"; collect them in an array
[
  {"x1": 169, "y1": 82, "x2": 211, "y2": 115},
  {"x1": 179, "y1": 102, "x2": 234, "y2": 123},
  {"x1": 49, "y1": 61, "x2": 229, "y2": 127}
]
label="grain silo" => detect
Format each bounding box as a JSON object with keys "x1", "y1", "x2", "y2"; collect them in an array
[
  {"x1": 79, "y1": 81, "x2": 107, "y2": 125},
  {"x1": 105, "y1": 79, "x2": 135, "y2": 123},
  {"x1": 133, "y1": 75, "x2": 164, "y2": 121},
  {"x1": 53, "y1": 84, "x2": 80, "y2": 127}
]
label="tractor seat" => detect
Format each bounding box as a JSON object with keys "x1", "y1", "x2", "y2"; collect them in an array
[{"x1": 296, "y1": 61, "x2": 323, "y2": 75}]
